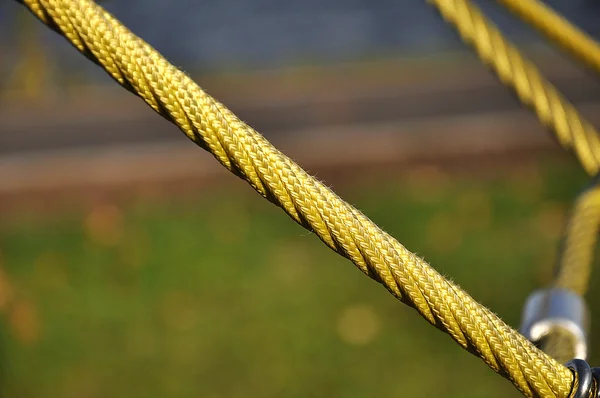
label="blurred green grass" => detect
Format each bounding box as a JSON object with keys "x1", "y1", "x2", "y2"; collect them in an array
[{"x1": 1, "y1": 158, "x2": 599, "y2": 398}]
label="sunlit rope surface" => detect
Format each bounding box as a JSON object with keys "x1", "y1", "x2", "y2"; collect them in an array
[{"x1": 16, "y1": 0, "x2": 579, "y2": 396}]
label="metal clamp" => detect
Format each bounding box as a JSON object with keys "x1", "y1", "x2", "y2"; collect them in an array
[
  {"x1": 520, "y1": 288, "x2": 589, "y2": 359},
  {"x1": 565, "y1": 359, "x2": 599, "y2": 398},
  {"x1": 566, "y1": 359, "x2": 594, "y2": 398}
]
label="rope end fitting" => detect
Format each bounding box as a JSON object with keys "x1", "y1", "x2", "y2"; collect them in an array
[
  {"x1": 565, "y1": 359, "x2": 600, "y2": 398},
  {"x1": 520, "y1": 288, "x2": 590, "y2": 359}
]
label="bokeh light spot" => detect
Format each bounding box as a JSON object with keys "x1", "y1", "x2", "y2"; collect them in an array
[
  {"x1": 9, "y1": 299, "x2": 40, "y2": 345},
  {"x1": 83, "y1": 204, "x2": 124, "y2": 247},
  {"x1": 160, "y1": 290, "x2": 199, "y2": 332},
  {"x1": 426, "y1": 213, "x2": 463, "y2": 254},
  {"x1": 337, "y1": 304, "x2": 381, "y2": 345}
]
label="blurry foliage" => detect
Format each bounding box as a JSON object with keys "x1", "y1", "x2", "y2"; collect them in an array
[{"x1": 0, "y1": 158, "x2": 597, "y2": 398}]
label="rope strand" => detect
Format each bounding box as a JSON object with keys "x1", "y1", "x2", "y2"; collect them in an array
[
  {"x1": 496, "y1": 0, "x2": 600, "y2": 77},
  {"x1": 429, "y1": 0, "x2": 600, "y2": 177}
]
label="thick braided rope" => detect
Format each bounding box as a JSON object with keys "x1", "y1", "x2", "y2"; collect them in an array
[
  {"x1": 18, "y1": 0, "x2": 574, "y2": 396},
  {"x1": 497, "y1": 0, "x2": 600, "y2": 78},
  {"x1": 429, "y1": 0, "x2": 600, "y2": 177}
]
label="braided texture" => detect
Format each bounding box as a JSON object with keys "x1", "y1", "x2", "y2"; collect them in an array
[
  {"x1": 430, "y1": 0, "x2": 600, "y2": 177},
  {"x1": 18, "y1": 0, "x2": 574, "y2": 396}
]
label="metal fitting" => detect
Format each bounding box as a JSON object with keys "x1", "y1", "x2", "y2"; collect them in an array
[
  {"x1": 520, "y1": 288, "x2": 589, "y2": 359},
  {"x1": 565, "y1": 359, "x2": 600, "y2": 398}
]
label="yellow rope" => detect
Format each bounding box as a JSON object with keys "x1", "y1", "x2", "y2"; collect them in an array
[
  {"x1": 554, "y1": 181, "x2": 600, "y2": 295},
  {"x1": 17, "y1": 0, "x2": 574, "y2": 396},
  {"x1": 429, "y1": 0, "x2": 600, "y2": 177},
  {"x1": 496, "y1": 0, "x2": 600, "y2": 77}
]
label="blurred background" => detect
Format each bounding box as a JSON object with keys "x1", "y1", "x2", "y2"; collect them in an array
[{"x1": 2, "y1": 1, "x2": 600, "y2": 397}]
